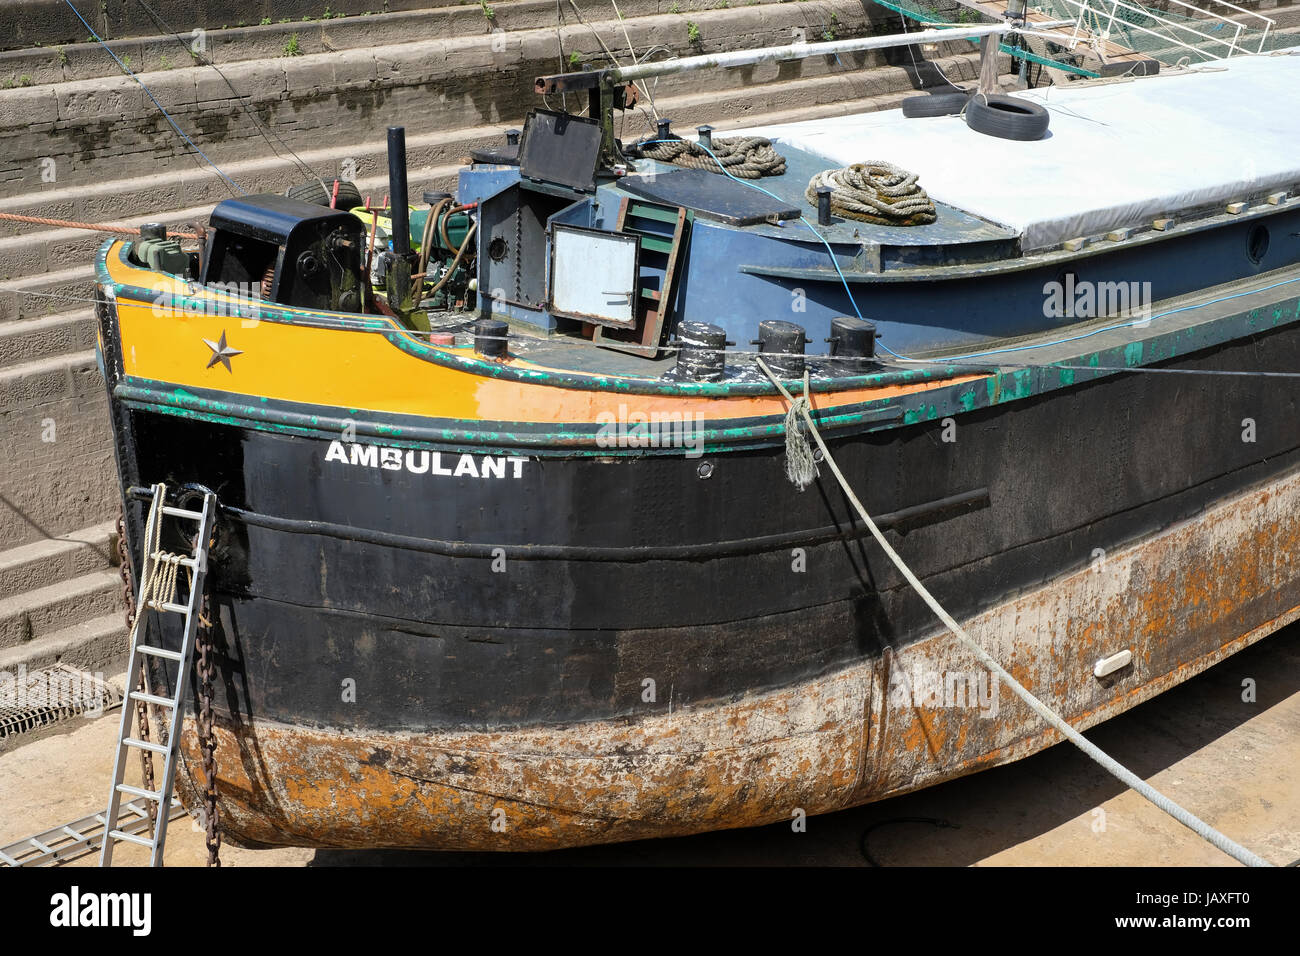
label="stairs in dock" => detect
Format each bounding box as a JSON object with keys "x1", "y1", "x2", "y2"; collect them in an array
[{"x1": 0, "y1": 0, "x2": 1010, "y2": 685}]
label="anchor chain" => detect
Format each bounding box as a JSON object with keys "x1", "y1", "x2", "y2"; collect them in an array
[
  {"x1": 115, "y1": 507, "x2": 157, "y2": 826},
  {"x1": 196, "y1": 581, "x2": 221, "y2": 866}
]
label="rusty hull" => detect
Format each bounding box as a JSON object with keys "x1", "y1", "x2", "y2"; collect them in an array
[{"x1": 172, "y1": 469, "x2": 1300, "y2": 851}]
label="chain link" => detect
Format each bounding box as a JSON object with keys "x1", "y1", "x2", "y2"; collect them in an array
[{"x1": 196, "y1": 590, "x2": 221, "y2": 867}]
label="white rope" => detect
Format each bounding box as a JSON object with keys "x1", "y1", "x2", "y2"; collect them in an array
[
  {"x1": 755, "y1": 356, "x2": 1274, "y2": 868},
  {"x1": 139, "y1": 483, "x2": 190, "y2": 611}
]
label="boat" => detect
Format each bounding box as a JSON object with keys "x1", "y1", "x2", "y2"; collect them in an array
[{"x1": 92, "y1": 22, "x2": 1300, "y2": 852}]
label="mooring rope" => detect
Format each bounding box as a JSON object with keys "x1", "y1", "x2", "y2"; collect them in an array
[
  {"x1": 755, "y1": 355, "x2": 1273, "y2": 868},
  {"x1": 0, "y1": 211, "x2": 203, "y2": 240},
  {"x1": 638, "y1": 136, "x2": 787, "y2": 178},
  {"x1": 782, "y1": 369, "x2": 818, "y2": 491},
  {"x1": 806, "y1": 162, "x2": 937, "y2": 226}
]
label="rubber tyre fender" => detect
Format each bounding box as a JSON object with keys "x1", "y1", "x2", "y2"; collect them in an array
[
  {"x1": 964, "y1": 94, "x2": 1050, "y2": 141},
  {"x1": 901, "y1": 91, "x2": 971, "y2": 118},
  {"x1": 286, "y1": 178, "x2": 364, "y2": 210}
]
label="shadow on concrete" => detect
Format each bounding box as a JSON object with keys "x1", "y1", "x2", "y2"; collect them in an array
[{"x1": 309, "y1": 626, "x2": 1299, "y2": 867}]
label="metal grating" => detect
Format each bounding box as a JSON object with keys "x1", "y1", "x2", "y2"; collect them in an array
[{"x1": 0, "y1": 663, "x2": 121, "y2": 739}]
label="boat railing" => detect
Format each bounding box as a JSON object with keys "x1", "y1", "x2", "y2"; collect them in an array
[{"x1": 1046, "y1": 0, "x2": 1274, "y2": 61}]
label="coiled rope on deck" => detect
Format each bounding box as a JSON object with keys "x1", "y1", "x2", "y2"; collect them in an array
[
  {"x1": 638, "y1": 136, "x2": 787, "y2": 178},
  {"x1": 756, "y1": 355, "x2": 1274, "y2": 868},
  {"x1": 806, "y1": 162, "x2": 937, "y2": 226}
]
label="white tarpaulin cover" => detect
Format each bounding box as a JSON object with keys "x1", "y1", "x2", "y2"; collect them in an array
[{"x1": 730, "y1": 53, "x2": 1300, "y2": 251}]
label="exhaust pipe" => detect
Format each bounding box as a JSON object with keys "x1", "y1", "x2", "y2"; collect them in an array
[
  {"x1": 387, "y1": 126, "x2": 411, "y2": 256},
  {"x1": 382, "y1": 126, "x2": 418, "y2": 313}
]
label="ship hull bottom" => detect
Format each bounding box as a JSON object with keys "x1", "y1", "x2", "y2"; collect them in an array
[{"x1": 173, "y1": 466, "x2": 1300, "y2": 852}]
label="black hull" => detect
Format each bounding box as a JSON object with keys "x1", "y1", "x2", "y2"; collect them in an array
[{"x1": 116, "y1": 322, "x2": 1300, "y2": 733}]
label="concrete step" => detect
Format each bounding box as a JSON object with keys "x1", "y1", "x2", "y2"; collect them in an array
[
  {"x1": 0, "y1": 611, "x2": 127, "y2": 674},
  {"x1": 0, "y1": 43, "x2": 992, "y2": 272},
  {"x1": 0, "y1": 569, "x2": 124, "y2": 649},
  {"x1": 0, "y1": 520, "x2": 117, "y2": 600},
  {"x1": 0, "y1": 1, "x2": 966, "y2": 197},
  {"x1": 1, "y1": 0, "x2": 675, "y2": 83},
  {"x1": 0, "y1": 310, "x2": 97, "y2": 369},
  {"x1": 0, "y1": 348, "x2": 100, "y2": 413},
  {"x1": 0, "y1": 351, "x2": 117, "y2": 550}
]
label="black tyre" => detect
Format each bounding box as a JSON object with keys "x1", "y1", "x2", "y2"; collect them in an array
[
  {"x1": 901, "y1": 91, "x2": 971, "y2": 118},
  {"x1": 286, "y1": 178, "x2": 364, "y2": 209},
  {"x1": 964, "y1": 94, "x2": 1050, "y2": 141}
]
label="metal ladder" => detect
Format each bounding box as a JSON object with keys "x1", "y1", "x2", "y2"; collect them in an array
[
  {"x1": 1, "y1": 798, "x2": 185, "y2": 867},
  {"x1": 100, "y1": 483, "x2": 217, "y2": 867}
]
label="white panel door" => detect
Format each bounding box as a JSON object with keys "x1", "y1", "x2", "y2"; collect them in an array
[{"x1": 550, "y1": 225, "x2": 639, "y2": 327}]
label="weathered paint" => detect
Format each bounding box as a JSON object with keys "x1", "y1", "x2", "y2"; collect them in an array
[
  {"x1": 171, "y1": 464, "x2": 1300, "y2": 851},
  {"x1": 100, "y1": 249, "x2": 979, "y2": 429}
]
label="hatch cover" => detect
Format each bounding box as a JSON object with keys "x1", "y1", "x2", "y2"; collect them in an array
[{"x1": 620, "y1": 168, "x2": 800, "y2": 226}]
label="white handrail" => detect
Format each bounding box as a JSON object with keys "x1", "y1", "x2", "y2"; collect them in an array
[{"x1": 1051, "y1": 0, "x2": 1275, "y2": 59}]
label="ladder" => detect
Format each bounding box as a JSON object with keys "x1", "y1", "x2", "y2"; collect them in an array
[
  {"x1": 1, "y1": 798, "x2": 184, "y2": 867},
  {"x1": 100, "y1": 483, "x2": 217, "y2": 867},
  {"x1": 594, "y1": 198, "x2": 691, "y2": 358}
]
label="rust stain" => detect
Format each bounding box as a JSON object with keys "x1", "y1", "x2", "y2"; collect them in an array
[{"x1": 172, "y1": 468, "x2": 1300, "y2": 851}]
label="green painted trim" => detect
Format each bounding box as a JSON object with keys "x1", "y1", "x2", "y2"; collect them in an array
[
  {"x1": 113, "y1": 378, "x2": 903, "y2": 456},
  {"x1": 97, "y1": 242, "x2": 1300, "y2": 457},
  {"x1": 95, "y1": 239, "x2": 969, "y2": 400}
]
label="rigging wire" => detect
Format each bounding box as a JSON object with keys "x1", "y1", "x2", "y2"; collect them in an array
[
  {"x1": 60, "y1": 0, "x2": 246, "y2": 196},
  {"x1": 22, "y1": 122, "x2": 1296, "y2": 382},
  {"x1": 17, "y1": 280, "x2": 1300, "y2": 381},
  {"x1": 563, "y1": 0, "x2": 659, "y2": 121},
  {"x1": 130, "y1": 0, "x2": 325, "y2": 185},
  {"x1": 757, "y1": 354, "x2": 1274, "y2": 868}
]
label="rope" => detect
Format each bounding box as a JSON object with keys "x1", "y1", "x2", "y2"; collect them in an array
[
  {"x1": 806, "y1": 162, "x2": 937, "y2": 225},
  {"x1": 755, "y1": 355, "x2": 1274, "y2": 868},
  {"x1": 639, "y1": 136, "x2": 787, "y2": 178},
  {"x1": 131, "y1": 0, "x2": 324, "y2": 186},
  {"x1": 782, "y1": 369, "x2": 818, "y2": 490},
  {"x1": 139, "y1": 492, "x2": 191, "y2": 611},
  {"x1": 60, "y1": 0, "x2": 246, "y2": 196},
  {"x1": 0, "y1": 212, "x2": 202, "y2": 240}
]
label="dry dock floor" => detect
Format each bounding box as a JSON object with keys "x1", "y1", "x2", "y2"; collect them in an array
[{"x1": 1, "y1": 627, "x2": 1296, "y2": 867}]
